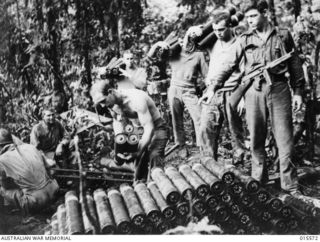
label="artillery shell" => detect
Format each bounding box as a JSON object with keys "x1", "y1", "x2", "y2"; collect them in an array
[
  {"x1": 201, "y1": 160, "x2": 235, "y2": 184},
  {"x1": 266, "y1": 197, "x2": 283, "y2": 213},
  {"x1": 65, "y1": 191, "x2": 84, "y2": 234},
  {"x1": 119, "y1": 184, "x2": 146, "y2": 228},
  {"x1": 176, "y1": 201, "x2": 190, "y2": 217},
  {"x1": 192, "y1": 163, "x2": 225, "y2": 195},
  {"x1": 228, "y1": 167, "x2": 260, "y2": 193},
  {"x1": 51, "y1": 213, "x2": 59, "y2": 235},
  {"x1": 154, "y1": 219, "x2": 171, "y2": 234},
  {"x1": 220, "y1": 191, "x2": 233, "y2": 206},
  {"x1": 222, "y1": 217, "x2": 239, "y2": 234},
  {"x1": 124, "y1": 123, "x2": 134, "y2": 133},
  {"x1": 291, "y1": 206, "x2": 313, "y2": 230},
  {"x1": 230, "y1": 203, "x2": 241, "y2": 216},
  {"x1": 192, "y1": 198, "x2": 207, "y2": 216},
  {"x1": 206, "y1": 194, "x2": 219, "y2": 210},
  {"x1": 80, "y1": 192, "x2": 99, "y2": 234},
  {"x1": 151, "y1": 167, "x2": 181, "y2": 205},
  {"x1": 239, "y1": 192, "x2": 255, "y2": 208},
  {"x1": 230, "y1": 181, "x2": 244, "y2": 196},
  {"x1": 238, "y1": 212, "x2": 251, "y2": 225},
  {"x1": 114, "y1": 133, "x2": 128, "y2": 166},
  {"x1": 278, "y1": 193, "x2": 320, "y2": 217},
  {"x1": 165, "y1": 166, "x2": 194, "y2": 201},
  {"x1": 107, "y1": 188, "x2": 132, "y2": 234},
  {"x1": 179, "y1": 164, "x2": 209, "y2": 199},
  {"x1": 287, "y1": 218, "x2": 299, "y2": 231},
  {"x1": 142, "y1": 219, "x2": 154, "y2": 234},
  {"x1": 214, "y1": 205, "x2": 230, "y2": 222},
  {"x1": 57, "y1": 204, "x2": 68, "y2": 235},
  {"x1": 279, "y1": 205, "x2": 293, "y2": 219},
  {"x1": 93, "y1": 189, "x2": 116, "y2": 234},
  {"x1": 127, "y1": 134, "x2": 139, "y2": 152},
  {"x1": 270, "y1": 218, "x2": 288, "y2": 234},
  {"x1": 254, "y1": 188, "x2": 271, "y2": 204},
  {"x1": 147, "y1": 181, "x2": 176, "y2": 220},
  {"x1": 134, "y1": 183, "x2": 162, "y2": 224}
]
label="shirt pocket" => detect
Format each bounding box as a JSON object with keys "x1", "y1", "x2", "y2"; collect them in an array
[{"x1": 244, "y1": 44, "x2": 260, "y2": 66}]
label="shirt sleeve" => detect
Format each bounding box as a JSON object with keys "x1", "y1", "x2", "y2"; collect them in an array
[
  {"x1": 30, "y1": 126, "x2": 40, "y2": 149},
  {"x1": 283, "y1": 30, "x2": 305, "y2": 95},
  {"x1": 198, "y1": 52, "x2": 208, "y2": 78}
]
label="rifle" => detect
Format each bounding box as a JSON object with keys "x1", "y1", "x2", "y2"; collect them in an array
[{"x1": 228, "y1": 50, "x2": 294, "y2": 110}]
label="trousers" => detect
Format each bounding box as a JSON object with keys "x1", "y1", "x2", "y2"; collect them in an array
[
  {"x1": 167, "y1": 85, "x2": 202, "y2": 146},
  {"x1": 0, "y1": 179, "x2": 59, "y2": 214},
  {"x1": 134, "y1": 118, "x2": 169, "y2": 181},
  {"x1": 245, "y1": 80, "x2": 298, "y2": 191},
  {"x1": 199, "y1": 89, "x2": 245, "y2": 160}
]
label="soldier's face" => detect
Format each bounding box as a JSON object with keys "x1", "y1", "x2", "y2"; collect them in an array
[
  {"x1": 43, "y1": 110, "x2": 55, "y2": 125},
  {"x1": 245, "y1": 9, "x2": 265, "y2": 31},
  {"x1": 212, "y1": 20, "x2": 229, "y2": 40},
  {"x1": 123, "y1": 53, "x2": 134, "y2": 68}
]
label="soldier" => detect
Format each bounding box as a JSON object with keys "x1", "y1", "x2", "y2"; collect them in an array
[
  {"x1": 0, "y1": 128, "x2": 59, "y2": 214},
  {"x1": 198, "y1": 10, "x2": 246, "y2": 163},
  {"x1": 200, "y1": 0, "x2": 304, "y2": 195},
  {"x1": 90, "y1": 80, "x2": 169, "y2": 182},
  {"x1": 147, "y1": 28, "x2": 208, "y2": 154},
  {"x1": 30, "y1": 108, "x2": 70, "y2": 166}
]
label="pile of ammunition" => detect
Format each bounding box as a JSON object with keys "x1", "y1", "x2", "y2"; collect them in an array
[{"x1": 49, "y1": 160, "x2": 320, "y2": 235}]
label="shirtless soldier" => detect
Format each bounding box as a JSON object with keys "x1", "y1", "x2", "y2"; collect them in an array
[{"x1": 90, "y1": 80, "x2": 169, "y2": 181}]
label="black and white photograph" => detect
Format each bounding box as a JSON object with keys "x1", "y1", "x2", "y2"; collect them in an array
[{"x1": 0, "y1": 0, "x2": 320, "y2": 238}]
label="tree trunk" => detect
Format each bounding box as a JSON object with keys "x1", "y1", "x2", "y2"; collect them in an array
[
  {"x1": 118, "y1": 16, "x2": 124, "y2": 55},
  {"x1": 268, "y1": 0, "x2": 278, "y2": 26}
]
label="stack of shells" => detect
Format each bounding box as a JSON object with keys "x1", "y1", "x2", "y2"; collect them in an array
[{"x1": 49, "y1": 161, "x2": 320, "y2": 234}]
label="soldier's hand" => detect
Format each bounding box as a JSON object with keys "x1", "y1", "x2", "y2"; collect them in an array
[
  {"x1": 186, "y1": 26, "x2": 203, "y2": 38},
  {"x1": 198, "y1": 90, "x2": 214, "y2": 105},
  {"x1": 292, "y1": 94, "x2": 303, "y2": 112},
  {"x1": 55, "y1": 144, "x2": 64, "y2": 157},
  {"x1": 157, "y1": 41, "x2": 170, "y2": 50}
]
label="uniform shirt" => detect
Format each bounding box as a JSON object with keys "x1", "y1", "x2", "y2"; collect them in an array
[
  {"x1": 207, "y1": 38, "x2": 242, "y2": 90},
  {"x1": 208, "y1": 26, "x2": 304, "y2": 94},
  {"x1": 0, "y1": 144, "x2": 50, "y2": 192},
  {"x1": 169, "y1": 49, "x2": 208, "y2": 88},
  {"x1": 30, "y1": 120, "x2": 67, "y2": 153}
]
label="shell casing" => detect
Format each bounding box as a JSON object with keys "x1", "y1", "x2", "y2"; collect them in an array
[
  {"x1": 165, "y1": 166, "x2": 194, "y2": 201},
  {"x1": 151, "y1": 168, "x2": 181, "y2": 205},
  {"x1": 119, "y1": 184, "x2": 146, "y2": 228},
  {"x1": 65, "y1": 191, "x2": 84, "y2": 235},
  {"x1": 134, "y1": 183, "x2": 162, "y2": 224},
  {"x1": 179, "y1": 164, "x2": 209, "y2": 199},
  {"x1": 147, "y1": 181, "x2": 176, "y2": 220},
  {"x1": 192, "y1": 163, "x2": 225, "y2": 195},
  {"x1": 93, "y1": 189, "x2": 116, "y2": 234},
  {"x1": 107, "y1": 188, "x2": 132, "y2": 234}
]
